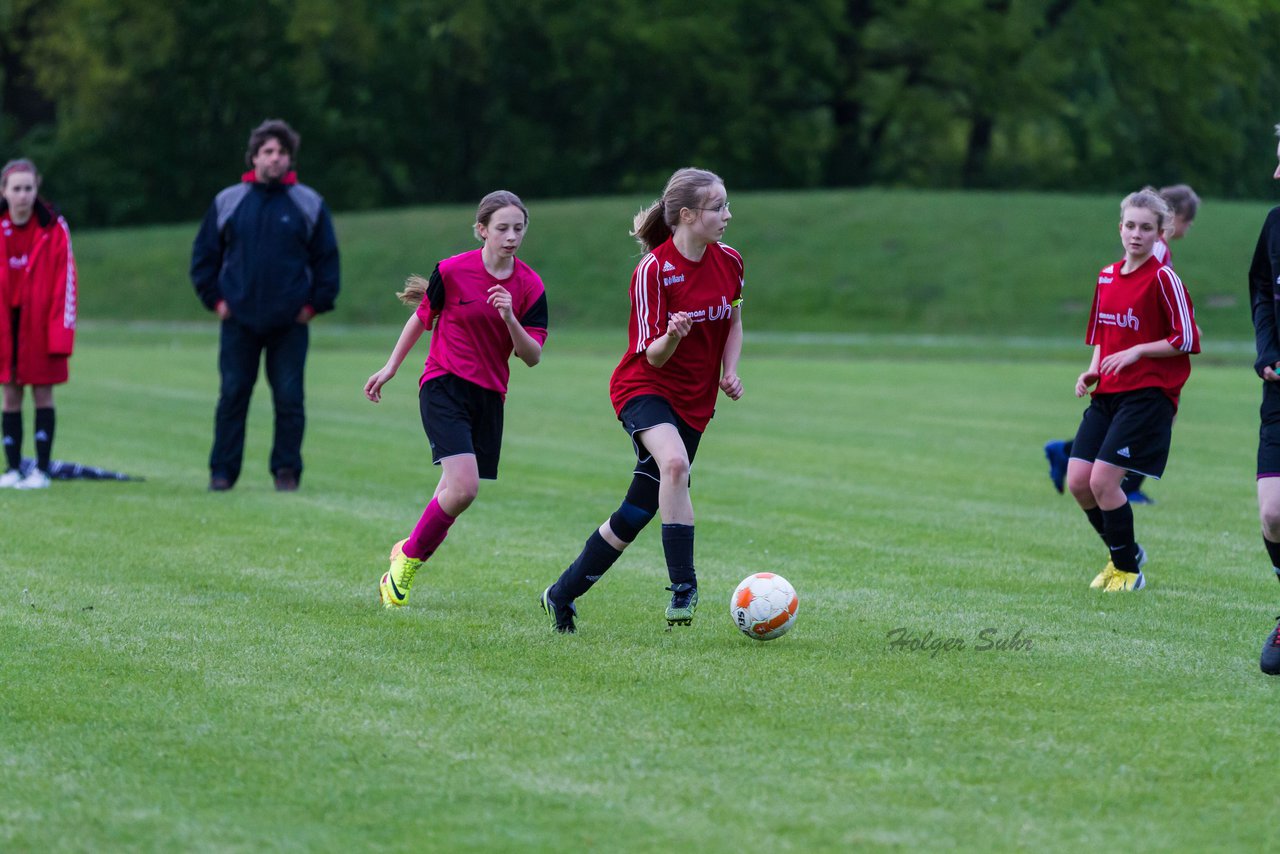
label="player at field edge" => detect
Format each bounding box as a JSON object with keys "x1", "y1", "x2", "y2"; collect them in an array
[
  {"x1": 1248, "y1": 126, "x2": 1280, "y2": 674},
  {"x1": 1065, "y1": 187, "x2": 1199, "y2": 592},
  {"x1": 1044, "y1": 184, "x2": 1201, "y2": 504},
  {"x1": 0, "y1": 158, "x2": 78, "y2": 490},
  {"x1": 539, "y1": 167, "x2": 744, "y2": 633},
  {"x1": 364, "y1": 190, "x2": 548, "y2": 609}
]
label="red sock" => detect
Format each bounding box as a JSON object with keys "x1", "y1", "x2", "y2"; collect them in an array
[{"x1": 403, "y1": 498, "x2": 456, "y2": 560}]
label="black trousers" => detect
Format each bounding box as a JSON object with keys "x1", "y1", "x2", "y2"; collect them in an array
[{"x1": 210, "y1": 317, "x2": 308, "y2": 484}]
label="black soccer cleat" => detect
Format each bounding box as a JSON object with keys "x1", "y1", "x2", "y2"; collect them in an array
[
  {"x1": 665, "y1": 583, "x2": 698, "y2": 626},
  {"x1": 1261, "y1": 617, "x2": 1280, "y2": 675},
  {"x1": 540, "y1": 586, "x2": 577, "y2": 634}
]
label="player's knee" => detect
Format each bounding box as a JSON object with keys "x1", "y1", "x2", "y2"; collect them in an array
[
  {"x1": 1262, "y1": 502, "x2": 1280, "y2": 540},
  {"x1": 1066, "y1": 469, "x2": 1092, "y2": 502},
  {"x1": 657, "y1": 455, "x2": 690, "y2": 486},
  {"x1": 608, "y1": 500, "x2": 655, "y2": 544}
]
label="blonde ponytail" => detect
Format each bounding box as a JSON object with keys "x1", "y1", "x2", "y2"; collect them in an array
[{"x1": 396, "y1": 274, "x2": 429, "y2": 307}]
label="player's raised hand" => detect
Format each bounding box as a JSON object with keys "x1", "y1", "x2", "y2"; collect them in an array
[
  {"x1": 666, "y1": 311, "x2": 692, "y2": 339},
  {"x1": 488, "y1": 285, "x2": 514, "y2": 321}
]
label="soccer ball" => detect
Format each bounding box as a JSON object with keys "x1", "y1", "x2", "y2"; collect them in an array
[{"x1": 730, "y1": 572, "x2": 798, "y2": 640}]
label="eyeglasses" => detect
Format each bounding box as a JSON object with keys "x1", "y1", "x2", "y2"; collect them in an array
[{"x1": 692, "y1": 201, "x2": 730, "y2": 213}]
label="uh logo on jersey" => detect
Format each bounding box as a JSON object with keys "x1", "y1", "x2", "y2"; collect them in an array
[
  {"x1": 1098, "y1": 307, "x2": 1139, "y2": 331},
  {"x1": 671, "y1": 295, "x2": 734, "y2": 325}
]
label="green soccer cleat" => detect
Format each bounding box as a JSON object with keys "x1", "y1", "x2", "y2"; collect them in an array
[
  {"x1": 379, "y1": 538, "x2": 424, "y2": 609},
  {"x1": 540, "y1": 586, "x2": 577, "y2": 634},
  {"x1": 665, "y1": 583, "x2": 698, "y2": 626}
]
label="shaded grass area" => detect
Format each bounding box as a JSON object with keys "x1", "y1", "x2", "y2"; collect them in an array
[
  {"x1": 1, "y1": 328, "x2": 1277, "y2": 850},
  {"x1": 73, "y1": 188, "x2": 1269, "y2": 338}
]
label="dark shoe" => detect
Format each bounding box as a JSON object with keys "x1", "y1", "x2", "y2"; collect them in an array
[
  {"x1": 540, "y1": 585, "x2": 577, "y2": 634},
  {"x1": 1043, "y1": 440, "x2": 1068, "y2": 494},
  {"x1": 665, "y1": 582, "x2": 699, "y2": 626},
  {"x1": 209, "y1": 476, "x2": 233, "y2": 492},
  {"x1": 1262, "y1": 617, "x2": 1280, "y2": 675},
  {"x1": 274, "y1": 469, "x2": 299, "y2": 492}
]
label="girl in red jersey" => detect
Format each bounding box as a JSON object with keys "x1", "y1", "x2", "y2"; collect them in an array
[
  {"x1": 0, "y1": 159, "x2": 77, "y2": 490},
  {"x1": 1066, "y1": 188, "x2": 1199, "y2": 592},
  {"x1": 539, "y1": 167, "x2": 744, "y2": 633},
  {"x1": 364, "y1": 190, "x2": 548, "y2": 608}
]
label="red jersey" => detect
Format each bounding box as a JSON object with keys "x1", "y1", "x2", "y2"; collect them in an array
[
  {"x1": 1085, "y1": 254, "x2": 1198, "y2": 407},
  {"x1": 5, "y1": 217, "x2": 36, "y2": 309},
  {"x1": 415, "y1": 249, "x2": 548, "y2": 397},
  {"x1": 609, "y1": 239, "x2": 744, "y2": 431},
  {"x1": 0, "y1": 201, "x2": 77, "y2": 385}
]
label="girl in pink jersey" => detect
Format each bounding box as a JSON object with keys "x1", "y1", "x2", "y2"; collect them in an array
[
  {"x1": 539, "y1": 167, "x2": 744, "y2": 633},
  {"x1": 1065, "y1": 188, "x2": 1199, "y2": 592},
  {"x1": 364, "y1": 190, "x2": 548, "y2": 608},
  {"x1": 0, "y1": 159, "x2": 77, "y2": 490}
]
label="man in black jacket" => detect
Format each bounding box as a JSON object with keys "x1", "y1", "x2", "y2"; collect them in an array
[{"x1": 191, "y1": 119, "x2": 340, "y2": 492}]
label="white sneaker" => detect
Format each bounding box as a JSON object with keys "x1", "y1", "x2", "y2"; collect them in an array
[
  {"x1": 0, "y1": 468, "x2": 21, "y2": 488},
  {"x1": 15, "y1": 468, "x2": 50, "y2": 489}
]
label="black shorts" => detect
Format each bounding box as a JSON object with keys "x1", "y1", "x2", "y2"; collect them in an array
[
  {"x1": 618, "y1": 395, "x2": 703, "y2": 482},
  {"x1": 419, "y1": 374, "x2": 504, "y2": 480},
  {"x1": 1257, "y1": 380, "x2": 1280, "y2": 478},
  {"x1": 1071, "y1": 388, "x2": 1176, "y2": 479}
]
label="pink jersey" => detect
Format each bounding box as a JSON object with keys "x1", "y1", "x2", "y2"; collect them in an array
[
  {"x1": 415, "y1": 249, "x2": 548, "y2": 397},
  {"x1": 609, "y1": 238, "x2": 743, "y2": 431},
  {"x1": 1086, "y1": 254, "x2": 1199, "y2": 407}
]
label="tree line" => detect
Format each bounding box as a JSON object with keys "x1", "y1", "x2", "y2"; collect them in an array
[{"x1": 3, "y1": 0, "x2": 1279, "y2": 227}]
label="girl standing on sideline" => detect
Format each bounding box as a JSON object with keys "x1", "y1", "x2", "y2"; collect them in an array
[
  {"x1": 540, "y1": 167, "x2": 744, "y2": 633},
  {"x1": 364, "y1": 190, "x2": 547, "y2": 608},
  {"x1": 0, "y1": 159, "x2": 77, "y2": 490},
  {"x1": 1066, "y1": 188, "x2": 1199, "y2": 592}
]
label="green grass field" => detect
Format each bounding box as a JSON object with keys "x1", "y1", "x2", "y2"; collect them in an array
[{"x1": 2, "y1": 325, "x2": 1277, "y2": 850}]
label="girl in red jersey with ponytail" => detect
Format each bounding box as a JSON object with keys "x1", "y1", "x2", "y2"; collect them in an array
[
  {"x1": 539, "y1": 167, "x2": 744, "y2": 633},
  {"x1": 1066, "y1": 188, "x2": 1200, "y2": 592}
]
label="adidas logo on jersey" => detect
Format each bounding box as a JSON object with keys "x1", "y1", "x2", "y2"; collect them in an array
[
  {"x1": 662, "y1": 261, "x2": 676, "y2": 272},
  {"x1": 1116, "y1": 447, "x2": 1131, "y2": 458}
]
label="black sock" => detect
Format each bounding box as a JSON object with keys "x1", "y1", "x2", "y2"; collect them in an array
[
  {"x1": 1264, "y1": 537, "x2": 1280, "y2": 582},
  {"x1": 661, "y1": 523, "x2": 696, "y2": 587},
  {"x1": 552, "y1": 530, "x2": 623, "y2": 602},
  {"x1": 2, "y1": 411, "x2": 21, "y2": 471},
  {"x1": 1101, "y1": 503, "x2": 1140, "y2": 572},
  {"x1": 1084, "y1": 506, "x2": 1106, "y2": 539},
  {"x1": 34, "y1": 407, "x2": 54, "y2": 473}
]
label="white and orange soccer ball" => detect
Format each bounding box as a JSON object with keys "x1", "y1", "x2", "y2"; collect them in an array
[{"x1": 730, "y1": 572, "x2": 798, "y2": 640}]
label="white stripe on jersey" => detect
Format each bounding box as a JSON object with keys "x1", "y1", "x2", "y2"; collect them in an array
[
  {"x1": 1158, "y1": 267, "x2": 1194, "y2": 351},
  {"x1": 633, "y1": 253, "x2": 658, "y2": 354},
  {"x1": 59, "y1": 217, "x2": 77, "y2": 330},
  {"x1": 717, "y1": 241, "x2": 745, "y2": 289}
]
